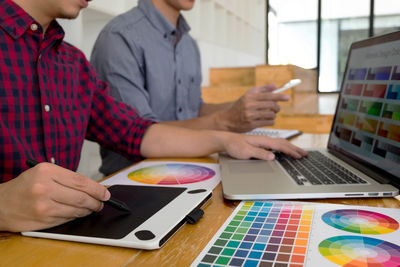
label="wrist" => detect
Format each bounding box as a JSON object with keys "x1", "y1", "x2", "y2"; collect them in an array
[
  {"x1": 0, "y1": 184, "x2": 9, "y2": 231},
  {"x1": 206, "y1": 130, "x2": 232, "y2": 153},
  {"x1": 214, "y1": 109, "x2": 235, "y2": 132}
]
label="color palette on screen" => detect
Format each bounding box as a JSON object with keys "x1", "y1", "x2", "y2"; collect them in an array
[
  {"x1": 127, "y1": 163, "x2": 215, "y2": 185},
  {"x1": 195, "y1": 201, "x2": 314, "y2": 267},
  {"x1": 322, "y1": 209, "x2": 399, "y2": 235},
  {"x1": 319, "y1": 236, "x2": 400, "y2": 266}
]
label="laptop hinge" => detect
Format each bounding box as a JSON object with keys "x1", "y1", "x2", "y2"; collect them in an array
[{"x1": 328, "y1": 149, "x2": 393, "y2": 185}]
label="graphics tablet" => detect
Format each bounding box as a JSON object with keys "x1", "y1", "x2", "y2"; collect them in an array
[{"x1": 22, "y1": 185, "x2": 211, "y2": 250}]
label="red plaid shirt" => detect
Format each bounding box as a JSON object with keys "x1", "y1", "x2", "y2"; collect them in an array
[{"x1": 0, "y1": 0, "x2": 153, "y2": 182}]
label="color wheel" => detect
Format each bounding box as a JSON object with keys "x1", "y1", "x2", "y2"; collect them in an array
[
  {"x1": 127, "y1": 163, "x2": 215, "y2": 185},
  {"x1": 322, "y1": 209, "x2": 399, "y2": 234},
  {"x1": 319, "y1": 236, "x2": 400, "y2": 267}
]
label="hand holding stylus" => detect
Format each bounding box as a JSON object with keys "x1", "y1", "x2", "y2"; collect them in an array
[{"x1": 0, "y1": 159, "x2": 114, "y2": 232}]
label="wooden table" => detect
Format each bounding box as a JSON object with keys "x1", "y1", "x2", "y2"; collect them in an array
[{"x1": 1, "y1": 134, "x2": 399, "y2": 267}]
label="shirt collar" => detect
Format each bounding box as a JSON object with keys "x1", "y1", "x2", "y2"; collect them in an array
[
  {"x1": 0, "y1": 0, "x2": 65, "y2": 47},
  {"x1": 138, "y1": 0, "x2": 190, "y2": 37}
]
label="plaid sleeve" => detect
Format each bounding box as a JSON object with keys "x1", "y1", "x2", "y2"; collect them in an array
[{"x1": 84, "y1": 63, "x2": 154, "y2": 162}]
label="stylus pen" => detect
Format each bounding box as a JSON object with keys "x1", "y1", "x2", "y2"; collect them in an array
[{"x1": 25, "y1": 158, "x2": 131, "y2": 213}]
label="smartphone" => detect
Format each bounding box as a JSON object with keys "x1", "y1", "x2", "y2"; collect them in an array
[{"x1": 273, "y1": 79, "x2": 302, "y2": 94}]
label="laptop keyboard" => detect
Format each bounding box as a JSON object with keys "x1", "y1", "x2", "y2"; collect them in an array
[{"x1": 275, "y1": 151, "x2": 368, "y2": 186}]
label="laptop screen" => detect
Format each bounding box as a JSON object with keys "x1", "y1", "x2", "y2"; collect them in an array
[{"x1": 328, "y1": 31, "x2": 400, "y2": 182}]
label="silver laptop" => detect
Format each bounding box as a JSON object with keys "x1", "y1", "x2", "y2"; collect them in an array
[{"x1": 220, "y1": 31, "x2": 400, "y2": 200}]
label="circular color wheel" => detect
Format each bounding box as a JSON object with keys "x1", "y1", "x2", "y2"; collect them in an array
[
  {"x1": 127, "y1": 163, "x2": 215, "y2": 185},
  {"x1": 321, "y1": 209, "x2": 399, "y2": 234},
  {"x1": 319, "y1": 236, "x2": 400, "y2": 267}
]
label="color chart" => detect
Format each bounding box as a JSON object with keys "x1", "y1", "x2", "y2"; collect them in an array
[
  {"x1": 321, "y1": 209, "x2": 399, "y2": 234},
  {"x1": 127, "y1": 163, "x2": 215, "y2": 185},
  {"x1": 319, "y1": 236, "x2": 400, "y2": 266},
  {"x1": 101, "y1": 161, "x2": 221, "y2": 191},
  {"x1": 191, "y1": 201, "x2": 400, "y2": 267}
]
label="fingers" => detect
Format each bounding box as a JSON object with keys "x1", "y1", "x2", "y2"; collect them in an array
[
  {"x1": 247, "y1": 85, "x2": 290, "y2": 102},
  {"x1": 248, "y1": 84, "x2": 277, "y2": 93},
  {"x1": 50, "y1": 203, "x2": 93, "y2": 220},
  {"x1": 246, "y1": 136, "x2": 307, "y2": 159},
  {"x1": 252, "y1": 92, "x2": 290, "y2": 102},
  {"x1": 51, "y1": 180, "x2": 104, "y2": 212},
  {"x1": 49, "y1": 166, "x2": 110, "y2": 202}
]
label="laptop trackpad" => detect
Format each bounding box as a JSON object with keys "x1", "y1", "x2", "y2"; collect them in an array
[{"x1": 228, "y1": 161, "x2": 279, "y2": 174}]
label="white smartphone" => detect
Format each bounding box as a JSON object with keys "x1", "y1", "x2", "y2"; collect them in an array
[{"x1": 273, "y1": 79, "x2": 302, "y2": 94}]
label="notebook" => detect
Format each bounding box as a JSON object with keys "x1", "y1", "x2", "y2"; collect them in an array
[
  {"x1": 246, "y1": 128, "x2": 302, "y2": 139},
  {"x1": 220, "y1": 31, "x2": 400, "y2": 200}
]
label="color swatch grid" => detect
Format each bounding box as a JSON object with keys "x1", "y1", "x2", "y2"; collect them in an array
[{"x1": 194, "y1": 202, "x2": 313, "y2": 267}]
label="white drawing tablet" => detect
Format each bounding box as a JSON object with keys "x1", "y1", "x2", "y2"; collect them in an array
[{"x1": 22, "y1": 185, "x2": 211, "y2": 250}]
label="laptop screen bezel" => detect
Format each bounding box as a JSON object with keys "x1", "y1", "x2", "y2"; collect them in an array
[{"x1": 327, "y1": 31, "x2": 400, "y2": 188}]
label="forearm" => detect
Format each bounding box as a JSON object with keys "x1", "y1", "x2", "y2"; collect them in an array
[
  {"x1": 140, "y1": 123, "x2": 308, "y2": 161},
  {"x1": 140, "y1": 124, "x2": 227, "y2": 158},
  {"x1": 159, "y1": 112, "x2": 226, "y2": 131}
]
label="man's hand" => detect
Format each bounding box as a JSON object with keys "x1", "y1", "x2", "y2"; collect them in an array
[
  {"x1": 216, "y1": 132, "x2": 308, "y2": 161},
  {"x1": 217, "y1": 84, "x2": 290, "y2": 132},
  {"x1": 0, "y1": 163, "x2": 110, "y2": 232}
]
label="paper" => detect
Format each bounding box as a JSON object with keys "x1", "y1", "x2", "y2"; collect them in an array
[
  {"x1": 191, "y1": 200, "x2": 400, "y2": 266},
  {"x1": 101, "y1": 161, "x2": 221, "y2": 191},
  {"x1": 246, "y1": 128, "x2": 302, "y2": 139}
]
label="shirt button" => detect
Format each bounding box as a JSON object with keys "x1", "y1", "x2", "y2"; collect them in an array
[
  {"x1": 178, "y1": 79, "x2": 181, "y2": 84},
  {"x1": 44, "y1": 104, "x2": 51, "y2": 112},
  {"x1": 38, "y1": 54, "x2": 42, "y2": 60},
  {"x1": 178, "y1": 107, "x2": 183, "y2": 113},
  {"x1": 30, "y1": 23, "x2": 38, "y2": 31},
  {"x1": 50, "y1": 157, "x2": 56, "y2": 164}
]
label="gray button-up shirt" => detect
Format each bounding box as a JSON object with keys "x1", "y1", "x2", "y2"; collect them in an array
[{"x1": 91, "y1": 0, "x2": 202, "y2": 175}]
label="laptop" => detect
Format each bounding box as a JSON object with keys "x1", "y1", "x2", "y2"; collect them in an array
[{"x1": 220, "y1": 31, "x2": 400, "y2": 200}]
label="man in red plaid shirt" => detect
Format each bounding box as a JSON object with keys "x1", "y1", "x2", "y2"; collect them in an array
[{"x1": 0, "y1": 0, "x2": 307, "y2": 232}]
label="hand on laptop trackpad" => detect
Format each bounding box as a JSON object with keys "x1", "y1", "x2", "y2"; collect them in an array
[{"x1": 228, "y1": 161, "x2": 277, "y2": 174}]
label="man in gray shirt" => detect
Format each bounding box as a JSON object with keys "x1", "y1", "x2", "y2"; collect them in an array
[{"x1": 91, "y1": 0, "x2": 289, "y2": 175}]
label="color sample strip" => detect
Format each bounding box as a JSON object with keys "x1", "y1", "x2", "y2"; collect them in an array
[
  {"x1": 344, "y1": 83, "x2": 363, "y2": 95},
  {"x1": 321, "y1": 209, "x2": 399, "y2": 234},
  {"x1": 359, "y1": 100, "x2": 382, "y2": 116},
  {"x1": 373, "y1": 140, "x2": 400, "y2": 163},
  {"x1": 378, "y1": 122, "x2": 400, "y2": 142},
  {"x1": 387, "y1": 84, "x2": 400, "y2": 100},
  {"x1": 363, "y1": 84, "x2": 387, "y2": 98},
  {"x1": 195, "y1": 201, "x2": 313, "y2": 267},
  {"x1": 348, "y1": 68, "x2": 367, "y2": 80},
  {"x1": 367, "y1": 66, "x2": 392, "y2": 80},
  {"x1": 127, "y1": 164, "x2": 215, "y2": 185},
  {"x1": 383, "y1": 103, "x2": 400, "y2": 121},
  {"x1": 392, "y1": 66, "x2": 400, "y2": 80},
  {"x1": 319, "y1": 236, "x2": 400, "y2": 266}
]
